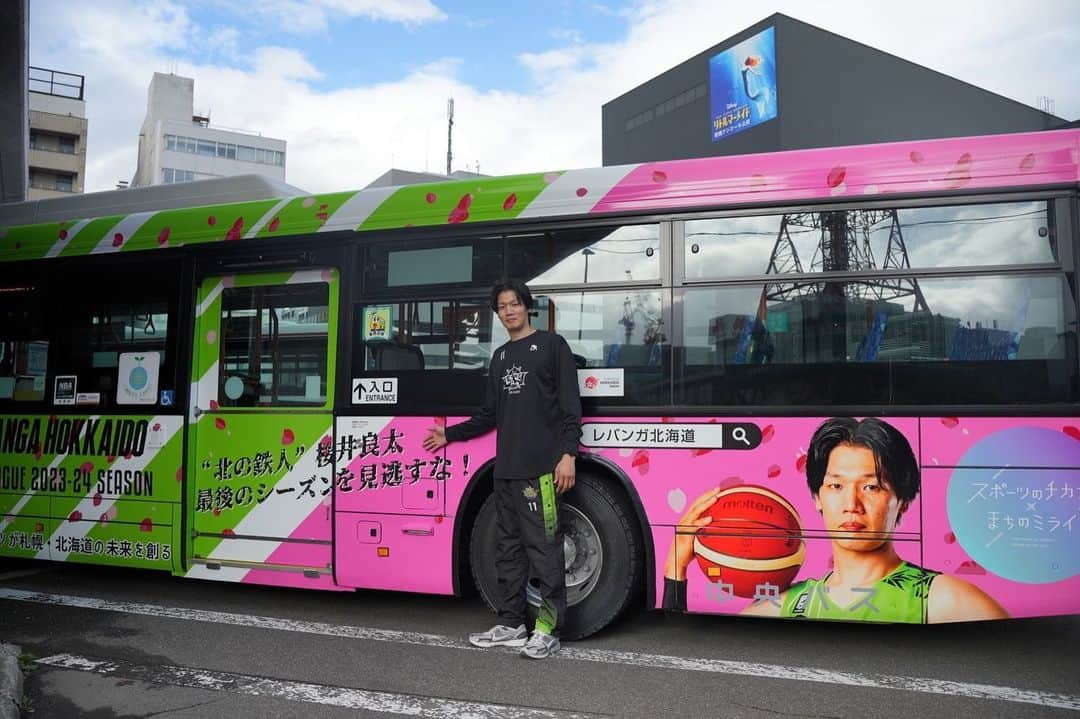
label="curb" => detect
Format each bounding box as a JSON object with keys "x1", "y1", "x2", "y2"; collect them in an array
[{"x1": 0, "y1": 643, "x2": 22, "y2": 719}]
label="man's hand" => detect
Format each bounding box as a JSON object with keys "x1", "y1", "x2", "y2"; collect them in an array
[
  {"x1": 422, "y1": 426, "x2": 447, "y2": 452},
  {"x1": 664, "y1": 486, "x2": 721, "y2": 581},
  {"x1": 554, "y1": 453, "x2": 576, "y2": 494}
]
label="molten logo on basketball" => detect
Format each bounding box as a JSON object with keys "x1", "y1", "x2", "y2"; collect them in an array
[{"x1": 693, "y1": 485, "x2": 805, "y2": 598}]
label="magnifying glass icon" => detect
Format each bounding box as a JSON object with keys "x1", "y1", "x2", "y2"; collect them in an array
[{"x1": 732, "y1": 426, "x2": 751, "y2": 446}]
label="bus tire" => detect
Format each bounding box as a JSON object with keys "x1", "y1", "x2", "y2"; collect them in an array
[{"x1": 469, "y1": 469, "x2": 643, "y2": 640}]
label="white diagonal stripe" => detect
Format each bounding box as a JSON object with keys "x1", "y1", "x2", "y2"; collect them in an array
[
  {"x1": 244, "y1": 197, "x2": 295, "y2": 239},
  {"x1": 91, "y1": 212, "x2": 155, "y2": 255},
  {"x1": 0, "y1": 443, "x2": 74, "y2": 535},
  {"x1": 287, "y1": 269, "x2": 327, "y2": 285},
  {"x1": 189, "y1": 362, "x2": 219, "y2": 424},
  {"x1": 195, "y1": 281, "x2": 224, "y2": 319},
  {"x1": 316, "y1": 187, "x2": 396, "y2": 232},
  {"x1": 45, "y1": 218, "x2": 91, "y2": 258},
  {"x1": 38, "y1": 416, "x2": 184, "y2": 560},
  {"x1": 185, "y1": 416, "x2": 392, "y2": 580},
  {"x1": 516, "y1": 165, "x2": 637, "y2": 219}
]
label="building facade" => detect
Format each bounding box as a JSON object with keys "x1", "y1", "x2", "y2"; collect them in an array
[
  {"x1": 602, "y1": 14, "x2": 1070, "y2": 166},
  {"x1": 131, "y1": 73, "x2": 286, "y2": 188},
  {"x1": 27, "y1": 67, "x2": 87, "y2": 200}
]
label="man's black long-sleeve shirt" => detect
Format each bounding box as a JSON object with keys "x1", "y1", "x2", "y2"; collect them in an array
[{"x1": 445, "y1": 329, "x2": 581, "y2": 479}]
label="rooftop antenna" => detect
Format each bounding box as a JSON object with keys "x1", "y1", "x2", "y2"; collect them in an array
[{"x1": 446, "y1": 97, "x2": 454, "y2": 176}]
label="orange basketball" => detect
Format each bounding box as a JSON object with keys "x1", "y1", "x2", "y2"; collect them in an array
[{"x1": 693, "y1": 485, "x2": 805, "y2": 598}]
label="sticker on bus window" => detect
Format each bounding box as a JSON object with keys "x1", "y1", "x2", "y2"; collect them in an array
[
  {"x1": 577, "y1": 368, "x2": 624, "y2": 397},
  {"x1": 117, "y1": 352, "x2": 160, "y2": 405},
  {"x1": 53, "y1": 375, "x2": 77, "y2": 405},
  {"x1": 352, "y1": 377, "x2": 398, "y2": 404},
  {"x1": 363, "y1": 306, "x2": 392, "y2": 341}
]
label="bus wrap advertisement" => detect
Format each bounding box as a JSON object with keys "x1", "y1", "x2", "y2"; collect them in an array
[{"x1": 0, "y1": 414, "x2": 183, "y2": 569}]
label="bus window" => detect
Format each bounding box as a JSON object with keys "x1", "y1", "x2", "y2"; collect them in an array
[
  {"x1": 677, "y1": 274, "x2": 1074, "y2": 406},
  {"x1": 364, "y1": 237, "x2": 502, "y2": 294},
  {"x1": 684, "y1": 201, "x2": 1056, "y2": 280},
  {"x1": 17, "y1": 266, "x2": 180, "y2": 412},
  {"x1": 353, "y1": 297, "x2": 495, "y2": 411},
  {"x1": 543, "y1": 290, "x2": 668, "y2": 406},
  {"x1": 220, "y1": 283, "x2": 329, "y2": 407},
  {"x1": 508, "y1": 224, "x2": 661, "y2": 286},
  {"x1": 358, "y1": 298, "x2": 494, "y2": 372},
  {"x1": 0, "y1": 285, "x2": 48, "y2": 402}
]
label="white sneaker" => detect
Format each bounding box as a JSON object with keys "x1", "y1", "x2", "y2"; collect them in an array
[
  {"x1": 468, "y1": 624, "x2": 528, "y2": 648},
  {"x1": 520, "y1": 630, "x2": 560, "y2": 659}
]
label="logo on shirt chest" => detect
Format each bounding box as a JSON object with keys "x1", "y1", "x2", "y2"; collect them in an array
[{"x1": 502, "y1": 364, "x2": 528, "y2": 394}]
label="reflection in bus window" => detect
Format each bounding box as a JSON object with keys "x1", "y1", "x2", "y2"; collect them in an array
[
  {"x1": 684, "y1": 201, "x2": 1055, "y2": 280},
  {"x1": 542, "y1": 290, "x2": 667, "y2": 406},
  {"x1": 545, "y1": 290, "x2": 665, "y2": 367},
  {"x1": 220, "y1": 283, "x2": 329, "y2": 407},
  {"x1": 359, "y1": 298, "x2": 495, "y2": 372},
  {"x1": 678, "y1": 275, "x2": 1072, "y2": 405},
  {"x1": 509, "y1": 224, "x2": 661, "y2": 286}
]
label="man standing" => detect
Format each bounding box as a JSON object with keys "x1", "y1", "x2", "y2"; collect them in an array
[{"x1": 423, "y1": 279, "x2": 581, "y2": 659}]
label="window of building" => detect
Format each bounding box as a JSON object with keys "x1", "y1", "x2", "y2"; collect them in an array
[
  {"x1": 58, "y1": 135, "x2": 76, "y2": 154},
  {"x1": 54, "y1": 174, "x2": 74, "y2": 192},
  {"x1": 163, "y1": 133, "x2": 282, "y2": 167},
  {"x1": 162, "y1": 168, "x2": 197, "y2": 184}
]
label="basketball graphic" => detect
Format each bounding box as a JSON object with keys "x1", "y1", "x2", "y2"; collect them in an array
[{"x1": 693, "y1": 485, "x2": 805, "y2": 598}]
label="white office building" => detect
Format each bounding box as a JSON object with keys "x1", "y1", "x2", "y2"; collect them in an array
[{"x1": 131, "y1": 73, "x2": 286, "y2": 187}]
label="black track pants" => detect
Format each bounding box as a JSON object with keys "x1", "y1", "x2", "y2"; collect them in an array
[{"x1": 492, "y1": 474, "x2": 567, "y2": 635}]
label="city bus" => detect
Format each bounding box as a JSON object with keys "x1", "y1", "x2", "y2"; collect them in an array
[{"x1": 1, "y1": 128, "x2": 1078, "y2": 638}]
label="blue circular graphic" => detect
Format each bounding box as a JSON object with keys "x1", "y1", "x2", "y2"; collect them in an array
[
  {"x1": 947, "y1": 427, "x2": 1080, "y2": 583},
  {"x1": 129, "y1": 366, "x2": 148, "y2": 391}
]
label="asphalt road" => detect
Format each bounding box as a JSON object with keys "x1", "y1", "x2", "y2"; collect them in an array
[{"x1": 1, "y1": 561, "x2": 1078, "y2": 719}]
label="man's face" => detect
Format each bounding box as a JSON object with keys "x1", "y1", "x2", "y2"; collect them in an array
[
  {"x1": 814, "y1": 444, "x2": 907, "y2": 552},
  {"x1": 496, "y1": 289, "x2": 528, "y2": 333}
]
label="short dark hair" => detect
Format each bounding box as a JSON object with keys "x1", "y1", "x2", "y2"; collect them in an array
[
  {"x1": 490, "y1": 278, "x2": 534, "y2": 313},
  {"x1": 805, "y1": 417, "x2": 920, "y2": 502}
]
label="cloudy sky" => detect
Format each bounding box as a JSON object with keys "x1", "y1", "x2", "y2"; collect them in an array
[{"x1": 29, "y1": 0, "x2": 1080, "y2": 194}]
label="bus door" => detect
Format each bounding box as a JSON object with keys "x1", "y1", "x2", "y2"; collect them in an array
[{"x1": 187, "y1": 269, "x2": 340, "y2": 588}]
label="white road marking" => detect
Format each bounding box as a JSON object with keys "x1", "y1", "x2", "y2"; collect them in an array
[
  {"x1": 3, "y1": 588, "x2": 1078, "y2": 712},
  {"x1": 35, "y1": 652, "x2": 604, "y2": 719}
]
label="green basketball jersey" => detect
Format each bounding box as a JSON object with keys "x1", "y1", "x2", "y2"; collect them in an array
[{"x1": 780, "y1": 561, "x2": 939, "y2": 623}]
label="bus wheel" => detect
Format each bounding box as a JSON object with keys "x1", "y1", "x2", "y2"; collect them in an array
[{"x1": 469, "y1": 470, "x2": 642, "y2": 640}]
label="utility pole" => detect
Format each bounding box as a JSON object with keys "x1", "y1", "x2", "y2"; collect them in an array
[{"x1": 446, "y1": 97, "x2": 454, "y2": 176}]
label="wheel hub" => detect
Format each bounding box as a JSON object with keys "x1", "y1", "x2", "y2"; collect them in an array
[{"x1": 562, "y1": 505, "x2": 603, "y2": 606}]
